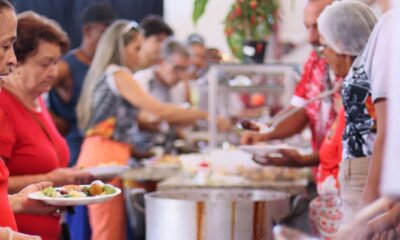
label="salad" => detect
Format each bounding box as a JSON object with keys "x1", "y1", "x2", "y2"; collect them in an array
[{"x1": 42, "y1": 180, "x2": 117, "y2": 198}]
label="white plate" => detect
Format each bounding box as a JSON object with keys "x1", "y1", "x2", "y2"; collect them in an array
[
  {"x1": 28, "y1": 185, "x2": 121, "y2": 206},
  {"x1": 238, "y1": 144, "x2": 295, "y2": 156},
  {"x1": 83, "y1": 165, "x2": 129, "y2": 179}
]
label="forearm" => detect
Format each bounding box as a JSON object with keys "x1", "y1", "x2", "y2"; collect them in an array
[
  {"x1": 298, "y1": 152, "x2": 320, "y2": 167},
  {"x1": 362, "y1": 100, "x2": 387, "y2": 204},
  {"x1": 362, "y1": 137, "x2": 384, "y2": 204},
  {"x1": 8, "y1": 175, "x2": 49, "y2": 194},
  {"x1": 266, "y1": 108, "x2": 308, "y2": 140},
  {"x1": 158, "y1": 106, "x2": 207, "y2": 124}
]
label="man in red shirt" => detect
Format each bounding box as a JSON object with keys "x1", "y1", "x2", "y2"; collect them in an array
[{"x1": 241, "y1": 0, "x2": 336, "y2": 168}]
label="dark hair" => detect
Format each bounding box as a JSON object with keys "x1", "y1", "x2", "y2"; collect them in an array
[
  {"x1": 15, "y1": 11, "x2": 70, "y2": 62},
  {"x1": 82, "y1": 3, "x2": 117, "y2": 25},
  {"x1": 140, "y1": 15, "x2": 173, "y2": 38},
  {"x1": 0, "y1": 0, "x2": 14, "y2": 11}
]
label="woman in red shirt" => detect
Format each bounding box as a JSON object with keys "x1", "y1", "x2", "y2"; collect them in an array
[
  {"x1": 0, "y1": 2, "x2": 63, "y2": 240},
  {"x1": 0, "y1": 0, "x2": 18, "y2": 233},
  {"x1": 0, "y1": 11, "x2": 93, "y2": 240}
]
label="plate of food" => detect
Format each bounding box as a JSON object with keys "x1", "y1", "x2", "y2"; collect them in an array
[
  {"x1": 238, "y1": 143, "x2": 296, "y2": 156},
  {"x1": 28, "y1": 180, "x2": 121, "y2": 206},
  {"x1": 82, "y1": 164, "x2": 129, "y2": 179}
]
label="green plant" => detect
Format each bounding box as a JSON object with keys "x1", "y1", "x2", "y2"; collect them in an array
[{"x1": 193, "y1": 0, "x2": 279, "y2": 60}]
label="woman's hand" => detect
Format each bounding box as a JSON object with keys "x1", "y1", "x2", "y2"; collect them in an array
[
  {"x1": 360, "y1": 204, "x2": 400, "y2": 240},
  {"x1": 252, "y1": 149, "x2": 304, "y2": 167},
  {"x1": 9, "y1": 182, "x2": 58, "y2": 215},
  {"x1": 46, "y1": 168, "x2": 94, "y2": 186},
  {"x1": 334, "y1": 198, "x2": 395, "y2": 240}
]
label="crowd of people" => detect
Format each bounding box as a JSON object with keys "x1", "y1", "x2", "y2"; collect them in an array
[
  {"x1": 0, "y1": 0, "x2": 400, "y2": 239},
  {"x1": 243, "y1": 0, "x2": 400, "y2": 238},
  {"x1": 0, "y1": 1, "x2": 231, "y2": 239}
]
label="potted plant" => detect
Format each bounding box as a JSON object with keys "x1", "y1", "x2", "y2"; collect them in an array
[{"x1": 193, "y1": 0, "x2": 279, "y2": 63}]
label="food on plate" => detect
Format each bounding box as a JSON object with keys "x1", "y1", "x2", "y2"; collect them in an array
[
  {"x1": 88, "y1": 180, "x2": 105, "y2": 196},
  {"x1": 41, "y1": 180, "x2": 117, "y2": 198}
]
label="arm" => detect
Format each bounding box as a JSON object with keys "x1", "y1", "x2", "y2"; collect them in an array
[
  {"x1": 241, "y1": 106, "x2": 308, "y2": 144},
  {"x1": 49, "y1": 60, "x2": 73, "y2": 135},
  {"x1": 114, "y1": 71, "x2": 207, "y2": 124},
  {"x1": 8, "y1": 168, "x2": 93, "y2": 194},
  {"x1": 52, "y1": 60, "x2": 73, "y2": 103},
  {"x1": 362, "y1": 99, "x2": 387, "y2": 204},
  {"x1": 267, "y1": 106, "x2": 308, "y2": 140},
  {"x1": 253, "y1": 149, "x2": 319, "y2": 168},
  {"x1": 8, "y1": 174, "x2": 48, "y2": 194}
]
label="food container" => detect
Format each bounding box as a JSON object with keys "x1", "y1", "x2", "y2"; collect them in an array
[{"x1": 145, "y1": 188, "x2": 290, "y2": 240}]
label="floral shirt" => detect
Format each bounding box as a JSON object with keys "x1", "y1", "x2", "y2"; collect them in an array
[{"x1": 290, "y1": 50, "x2": 336, "y2": 151}]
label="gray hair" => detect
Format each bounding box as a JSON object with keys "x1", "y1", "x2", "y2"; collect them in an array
[
  {"x1": 77, "y1": 20, "x2": 141, "y2": 131},
  {"x1": 317, "y1": 0, "x2": 377, "y2": 56},
  {"x1": 160, "y1": 38, "x2": 189, "y2": 61}
]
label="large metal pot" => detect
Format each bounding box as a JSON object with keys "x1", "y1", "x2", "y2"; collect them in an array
[{"x1": 145, "y1": 189, "x2": 290, "y2": 240}]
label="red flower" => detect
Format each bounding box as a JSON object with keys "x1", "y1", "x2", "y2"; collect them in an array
[
  {"x1": 250, "y1": 0, "x2": 258, "y2": 9},
  {"x1": 225, "y1": 27, "x2": 234, "y2": 36},
  {"x1": 250, "y1": 15, "x2": 257, "y2": 25},
  {"x1": 235, "y1": 5, "x2": 242, "y2": 16},
  {"x1": 227, "y1": 13, "x2": 236, "y2": 21}
]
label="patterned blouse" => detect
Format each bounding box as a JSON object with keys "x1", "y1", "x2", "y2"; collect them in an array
[
  {"x1": 341, "y1": 56, "x2": 376, "y2": 160},
  {"x1": 85, "y1": 64, "x2": 139, "y2": 144}
]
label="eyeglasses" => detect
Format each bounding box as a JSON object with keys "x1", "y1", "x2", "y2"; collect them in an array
[
  {"x1": 171, "y1": 64, "x2": 188, "y2": 72},
  {"x1": 121, "y1": 21, "x2": 140, "y2": 35}
]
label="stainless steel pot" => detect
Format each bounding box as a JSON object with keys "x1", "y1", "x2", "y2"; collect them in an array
[{"x1": 145, "y1": 189, "x2": 290, "y2": 240}]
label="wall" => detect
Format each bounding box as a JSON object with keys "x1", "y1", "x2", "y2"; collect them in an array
[
  {"x1": 164, "y1": 0, "x2": 309, "y2": 63},
  {"x1": 164, "y1": 0, "x2": 235, "y2": 53}
]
